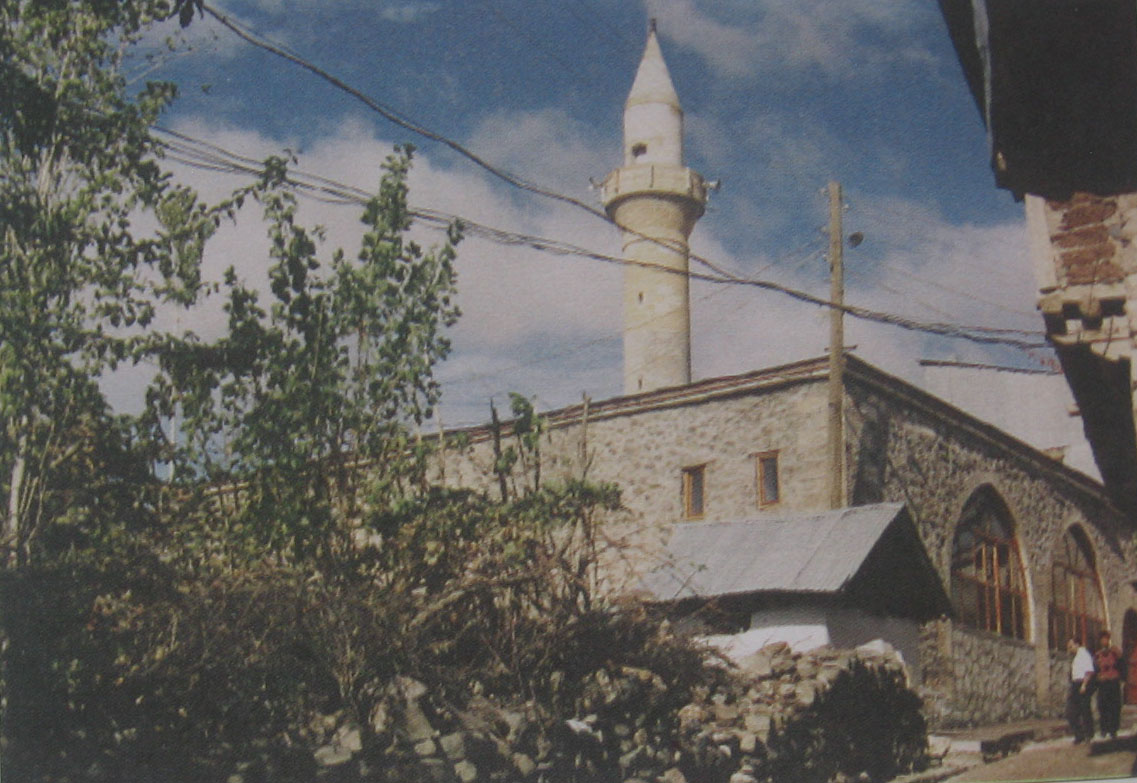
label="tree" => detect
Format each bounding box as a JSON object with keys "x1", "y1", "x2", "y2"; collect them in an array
[
  {"x1": 0, "y1": 0, "x2": 218, "y2": 567},
  {"x1": 2, "y1": 2, "x2": 465, "y2": 775},
  {"x1": 148, "y1": 146, "x2": 461, "y2": 565}
]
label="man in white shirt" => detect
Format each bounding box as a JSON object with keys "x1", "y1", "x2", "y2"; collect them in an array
[{"x1": 1067, "y1": 635, "x2": 1096, "y2": 743}]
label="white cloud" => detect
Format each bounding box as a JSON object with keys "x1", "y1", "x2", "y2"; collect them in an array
[
  {"x1": 378, "y1": 3, "x2": 442, "y2": 23},
  {"x1": 110, "y1": 104, "x2": 1041, "y2": 434},
  {"x1": 643, "y1": 0, "x2": 937, "y2": 81},
  {"x1": 690, "y1": 196, "x2": 1040, "y2": 389},
  {"x1": 238, "y1": 0, "x2": 441, "y2": 20},
  {"x1": 130, "y1": 8, "x2": 249, "y2": 73},
  {"x1": 111, "y1": 111, "x2": 626, "y2": 422},
  {"x1": 463, "y1": 107, "x2": 619, "y2": 202}
]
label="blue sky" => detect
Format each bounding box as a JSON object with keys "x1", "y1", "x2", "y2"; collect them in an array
[{"x1": 122, "y1": 0, "x2": 1045, "y2": 427}]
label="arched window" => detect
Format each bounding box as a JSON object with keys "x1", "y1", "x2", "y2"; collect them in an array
[
  {"x1": 1048, "y1": 526, "x2": 1105, "y2": 650},
  {"x1": 951, "y1": 487, "x2": 1029, "y2": 640}
]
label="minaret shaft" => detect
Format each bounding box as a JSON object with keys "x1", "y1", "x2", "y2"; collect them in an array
[{"x1": 601, "y1": 28, "x2": 707, "y2": 395}]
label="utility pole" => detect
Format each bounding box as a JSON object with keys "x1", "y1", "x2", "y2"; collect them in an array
[{"x1": 827, "y1": 181, "x2": 845, "y2": 510}]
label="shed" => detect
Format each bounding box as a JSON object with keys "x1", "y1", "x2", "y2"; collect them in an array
[{"x1": 642, "y1": 503, "x2": 951, "y2": 667}]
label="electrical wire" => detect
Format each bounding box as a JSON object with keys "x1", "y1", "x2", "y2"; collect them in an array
[
  {"x1": 195, "y1": 5, "x2": 1047, "y2": 349},
  {"x1": 151, "y1": 125, "x2": 1048, "y2": 349}
]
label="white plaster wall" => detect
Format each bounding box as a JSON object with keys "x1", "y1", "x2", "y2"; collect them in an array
[
  {"x1": 827, "y1": 608, "x2": 921, "y2": 683},
  {"x1": 705, "y1": 606, "x2": 832, "y2": 658},
  {"x1": 700, "y1": 606, "x2": 920, "y2": 683}
]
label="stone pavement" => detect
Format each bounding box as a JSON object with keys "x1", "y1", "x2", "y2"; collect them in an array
[{"x1": 893, "y1": 706, "x2": 1137, "y2": 783}]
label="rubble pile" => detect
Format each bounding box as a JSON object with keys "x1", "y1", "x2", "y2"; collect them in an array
[{"x1": 295, "y1": 642, "x2": 929, "y2": 783}]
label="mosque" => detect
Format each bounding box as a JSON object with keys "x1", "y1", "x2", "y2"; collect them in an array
[{"x1": 436, "y1": 26, "x2": 1137, "y2": 728}]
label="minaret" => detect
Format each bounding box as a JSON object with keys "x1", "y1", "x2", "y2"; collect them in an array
[{"x1": 601, "y1": 20, "x2": 708, "y2": 395}]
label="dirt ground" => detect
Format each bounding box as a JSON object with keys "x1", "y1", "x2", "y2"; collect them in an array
[{"x1": 948, "y1": 734, "x2": 1137, "y2": 782}]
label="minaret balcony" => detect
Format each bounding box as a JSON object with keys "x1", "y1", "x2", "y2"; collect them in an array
[{"x1": 600, "y1": 164, "x2": 708, "y2": 210}]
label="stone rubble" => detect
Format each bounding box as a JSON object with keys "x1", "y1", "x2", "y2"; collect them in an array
[{"x1": 300, "y1": 641, "x2": 929, "y2": 783}]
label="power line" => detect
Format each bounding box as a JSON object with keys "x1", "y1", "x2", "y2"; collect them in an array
[
  {"x1": 918, "y1": 358, "x2": 1060, "y2": 376},
  {"x1": 202, "y1": 0, "x2": 1048, "y2": 357},
  {"x1": 201, "y1": 4, "x2": 613, "y2": 221},
  {"x1": 194, "y1": 5, "x2": 1046, "y2": 349},
  {"x1": 196, "y1": 4, "x2": 769, "y2": 290},
  {"x1": 151, "y1": 126, "x2": 1048, "y2": 350}
]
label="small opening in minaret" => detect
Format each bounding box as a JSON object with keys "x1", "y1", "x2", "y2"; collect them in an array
[
  {"x1": 637, "y1": 291, "x2": 644, "y2": 303},
  {"x1": 631, "y1": 143, "x2": 647, "y2": 160}
]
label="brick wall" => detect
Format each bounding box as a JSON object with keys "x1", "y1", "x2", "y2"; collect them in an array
[{"x1": 1046, "y1": 193, "x2": 1126, "y2": 288}]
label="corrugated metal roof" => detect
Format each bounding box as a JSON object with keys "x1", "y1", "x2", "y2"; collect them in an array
[{"x1": 642, "y1": 502, "x2": 907, "y2": 601}]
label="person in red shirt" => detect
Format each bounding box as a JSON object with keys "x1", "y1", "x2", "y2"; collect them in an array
[{"x1": 1095, "y1": 629, "x2": 1123, "y2": 739}]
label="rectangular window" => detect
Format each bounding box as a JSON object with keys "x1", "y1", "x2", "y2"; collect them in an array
[
  {"x1": 757, "y1": 452, "x2": 780, "y2": 507},
  {"x1": 682, "y1": 465, "x2": 705, "y2": 519}
]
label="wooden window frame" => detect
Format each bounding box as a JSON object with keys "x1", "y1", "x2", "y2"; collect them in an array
[
  {"x1": 682, "y1": 464, "x2": 706, "y2": 520},
  {"x1": 950, "y1": 490, "x2": 1029, "y2": 640},
  {"x1": 1048, "y1": 527, "x2": 1105, "y2": 650},
  {"x1": 756, "y1": 451, "x2": 780, "y2": 508}
]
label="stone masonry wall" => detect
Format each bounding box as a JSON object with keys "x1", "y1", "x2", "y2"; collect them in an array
[
  {"x1": 847, "y1": 370, "x2": 1137, "y2": 725},
  {"x1": 432, "y1": 360, "x2": 1137, "y2": 727},
  {"x1": 1049, "y1": 649, "x2": 1070, "y2": 719},
  {"x1": 946, "y1": 628, "x2": 1037, "y2": 727},
  {"x1": 436, "y1": 377, "x2": 834, "y2": 586}
]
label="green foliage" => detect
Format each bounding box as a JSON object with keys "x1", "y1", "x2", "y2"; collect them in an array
[
  {"x1": 148, "y1": 146, "x2": 461, "y2": 565},
  {"x1": 0, "y1": 6, "x2": 759, "y2": 783},
  {"x1": 764, "y1": 658, "x2": 928, "y2": 783},
  {"x1": 0, "y1": 0, "x2": 215, "y2": 567},
  {"x1": 489, "y1": 392, "x2": 549, "y2": 501},
  {"x1": 0, "y1": 470, "x2": 704, "y2": 782}
]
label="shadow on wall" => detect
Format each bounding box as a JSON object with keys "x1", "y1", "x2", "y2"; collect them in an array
[{"x1": 850, "y1": 399, "x2": 889, "y2": 506}]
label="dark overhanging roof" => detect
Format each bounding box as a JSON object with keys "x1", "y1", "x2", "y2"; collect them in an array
[
  {"x1": 641, "y1": 503, "x2": 952, "y2": 622},
  {"x1": 938, "y1": 0, "x2": 1137, "y2": 199}
]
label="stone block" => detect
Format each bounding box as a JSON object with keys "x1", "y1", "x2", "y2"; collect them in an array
[
  {"x1": 334, "y1": 724, "x2": 362, "y2": 753},
  {"x1": 396, "y1": 676, "x2": 428, "y2": 701},
  {"x1": 419, "y1": 758, "x2": 456, "y2": 783},
  {"x1": 739, "y1": 652, "x2": 773, "y2": 678},
  {"x1": 453, "y1": 760, "x2": 478, "y2": 783},
  {"x1": 713, "y1": 702, "x2": 740, "y2": 722},
  {"x1": 794, "y1": 682, "x2": 817, "y2": 707},
  {"x1": 501, "y1": 710, "x2": 527, "y2": 738},
  {"x1": 440, "y1": 732, "x2": 468, "y2": 761},
  {"x1": 512, "y1": 752, "x2": 536, "y2": 777},
  {"x1": 314, "y1": 744, "x2": 353, "y2": 768},
  {"x1": 404, "y1": 701, "x2": 436, "y2": 742},
  {"x1": 677, "y1": 703, "x2": 706, "y2": 728}
]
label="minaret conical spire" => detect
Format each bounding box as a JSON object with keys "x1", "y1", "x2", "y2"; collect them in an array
[
  {"x1": 626, "y1": 25, "x2": 681, "y2": 111},
  {"x1": 622, "y1": 23, "x2": 684, "y2": 167}
]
